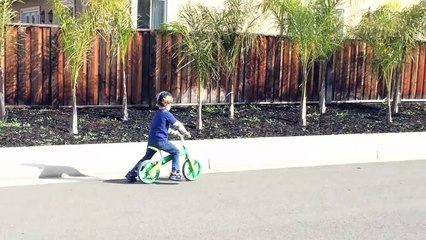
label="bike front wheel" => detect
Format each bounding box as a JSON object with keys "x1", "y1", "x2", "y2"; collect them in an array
[
  {"x1": 182, "y1": 159, "x2": 202, "y2": 181},
  {"x1": 138, "y1": 160, "x2": 160, "y2": 184}
]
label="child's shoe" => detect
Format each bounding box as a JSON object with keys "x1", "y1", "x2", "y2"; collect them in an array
[
  {"x1": 125, "y1": 171, "x2": 137, "y2": 183},
  {"x1": 169, "y1": 172, "x2": 183, "y2": 181}
]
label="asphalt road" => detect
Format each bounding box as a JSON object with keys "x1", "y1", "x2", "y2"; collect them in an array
[{"x1": 1, "y1": 160, "x2": 425, "y2": 240}]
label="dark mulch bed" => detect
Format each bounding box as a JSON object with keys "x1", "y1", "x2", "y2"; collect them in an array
[{"x1": 1, "y1": 102, "x2": 425, "y2": 147}]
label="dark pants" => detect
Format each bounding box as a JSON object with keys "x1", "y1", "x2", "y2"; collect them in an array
[{"x1": 131, "y1": 140, "x2": 181, "y2": 173}]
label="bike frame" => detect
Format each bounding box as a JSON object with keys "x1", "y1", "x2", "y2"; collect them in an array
[{"x1": 145, "y1": 135, "x2": 196, "y2": 177}]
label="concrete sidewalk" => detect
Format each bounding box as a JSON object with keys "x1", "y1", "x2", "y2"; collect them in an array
[{"x1": 1, "y1": 132, "x2": 426, "y2": 181}]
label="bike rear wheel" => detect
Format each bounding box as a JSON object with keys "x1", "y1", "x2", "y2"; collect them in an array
[
  {"x1": 138, "y1": 160, "x2": 160, "y2": 184},
  {"x1": 182, "y1": 159, "x2": 201, "y2": 181}
]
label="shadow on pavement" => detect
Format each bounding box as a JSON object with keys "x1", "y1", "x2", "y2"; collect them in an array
[
  {"x1": 22, "y1": 163, "x2": 88, "y2": 179},
  {"x1": 103, "y1": 177, "x2": 179, "y2": 185}
]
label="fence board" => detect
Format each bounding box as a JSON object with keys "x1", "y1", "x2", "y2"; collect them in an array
[
  {"x1": 42, "y1": 27, "x2": 51, "y2": 105},
  {"x1": 410, "y1": 49, "x2": 419, "y2": 99},
  {"x1": 87, "y1": 36, "x2": 99, "y2": 105},
  {"x1": 142, "y1": 31, "x2": 153, "y2": 105},
  {"x1": 76, "y1": 59, "x2": 85, "y2": 105},
  {"x1": 186, "y1": 60, "x2": 193, "y2": 104},
  {"x1": 243, "y1": 47, "x2": 251, "y2": 103},
  {"x1": 266, "y1": 36, "x2": 274, "y2": 102},
  {"x1": 126, "y1": 35, "x2": 133, "y2": 104},
  {"x1": 349, "y1": 40, "x2": 358, "y2": 100},
  {"x1": 238, "y1": 51, "x2": 245, "y2": 102},
  {"x1": 290, "y1": 44, "x2": 299, "y2": 101},
  {"x1": 104, "y1": 37, "x2": 111, "y2": 105},
  {"x1": 355, "y1": 41, "x2": 365, "y2": 100},
  {"x1": 416, "y1": 43, "x2": 425, "y2": 99},
  {"x1": 57, "y1": 36, "x2": 64, "y2": 105},
  {"x1": 369, "y1": 65, "x2": 378, "y2": 100},
  {"x1": 272, "y1": 37, "x2": 280, "y2": 102},
  {"x1": 173, "y1": 34, "x2": 182, "y2": 103},
  {"x1": 258, "y1": 36, "x2": 267, "y2": 102},
  {"x1": 166, "y1": 34, "x2": 173, "y2": 94},
  {"x1": 29, "y1": 27, "x2": 42, "y2": 105},
  {"x1": 191, "y1": 60, "x2": 199, "y2": 104},
  {"x1": 180, "y1": 53, "x2": 189, "y2": 104},
  {"x1": 154, "y1": 33, "x2": 161, "y2": 102},
  {"x1": 50, "y1": 28, "x2": 59, "y2": 106},
  {"x1": 131, "y1": 32, "x2": 142, "y2": 104},
  {"x1": 159, "y1": 34, "x2": 167, "y2": 93},
  {"x1": 309, "y1": 62, "x2": 317, "y2": 102},
  {"x1": 342, "y1": 41, "x2": 351, "y2": 100},
  {"x1": 218, "y1": 51, "x2": 227, "y2": 103},
  {"x1": 25, "y1": 27, "x2": 32, "y2": 105},
  {"x1": 361, "y1": 43, "x2": 369, "y2": 100},
  {"x1": 116, "y1": 45, "x2": 123, "y2": 104},
  {"x1": 63, "y1": 52, "x2": 72, "y2": 106},
  {"x1": 99, "y1": 36, "x2": 107, "y2": 105},
  {"x1": 333, "y1": 46, "x2": 342, "y2": 100},
  {"x1": 170, "y1": 34, "x2": 179, "y2": 103},
  {"x1": 422, "y1": 43, "x2": 426, "y2": 98},
  {"x1": 276, "y1": 40, "x2": 284, "y2": 102},
  {"x1": 108, "y1": 44, "x2": 117, "y2": 105},
  {"x1": 17, "y1": 27, "x2": 28, "y2": 105},
  {"x1": 281, "y1": 39, "x2": 290, "y2": 101},
  {"x1": 5, "y1": 26, "x2": 18, "y2": 105},
  {"x1": 401, "y1": 59, "x2": 410, "y2": 99}
]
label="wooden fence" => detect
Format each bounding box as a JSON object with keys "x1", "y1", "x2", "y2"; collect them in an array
[{"x1": 4, "y1": 25, "x2": 426, "y2": 107}]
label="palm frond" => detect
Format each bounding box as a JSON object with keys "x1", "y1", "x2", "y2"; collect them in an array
[
  {"x1": 0, "y1": 0, "x2": 21, "y2": 55},
  {"x1": 53, "y1": 0, "x2": 98, "y2": 85},
  {"x1": 162, "y1": 3, "x2": 219, "y2": 86}
]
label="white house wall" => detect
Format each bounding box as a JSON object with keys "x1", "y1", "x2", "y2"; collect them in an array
[
  {"x1": 347, "y1": 0, "x2": 422, "y2": 26},
  {"x1": 165, "y1": 0, "x2": 425, "y2": 35},
  {"x1": 12, "y1": 0, "x2": 426, "y2": 33}
]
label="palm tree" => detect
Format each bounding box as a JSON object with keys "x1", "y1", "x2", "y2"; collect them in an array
[
  {"x1": 262, "y1": 0, "x2": 346, "y2": 126},
  {"x1": 213, "y1": 0, "x2": 259, "y2": 119},
  {"x1": 162, "y1": 3, "x2": 218, "y2": 130},
  {"x1": 53, "y1": 0, "x2": 98, "y2": 134},
  {"x1": 314, "y1": 0, "x2": 345, "y2": 114},
  {"x1": 285, "y1": 0, "x2": 319, "y2": 126},
  {"x1": 92, "y1": 0, "x2": 135, "y2": 121},
  {"x1": 351, "y1": 2, "x2": 425, "y2": 122},
  {"x1": 391, "y1": 0, "x2": 426, "y2": 114},
  {"x1": 0, "y1": 0, "x2": 19, "y2": 122}
]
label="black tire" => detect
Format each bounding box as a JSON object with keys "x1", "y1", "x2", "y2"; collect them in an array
[{"x1": 182, "y1": 159, "x2": 202, "y2": 181}]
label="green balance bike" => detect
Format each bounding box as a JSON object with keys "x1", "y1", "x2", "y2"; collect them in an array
[{"x1": 137, "y1": 134, "x2": 202, "y2": 184}]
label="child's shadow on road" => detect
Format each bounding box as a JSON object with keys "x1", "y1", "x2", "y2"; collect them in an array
[{"x1": 103, "y1": 178, "x2": 179, "y2": 185}]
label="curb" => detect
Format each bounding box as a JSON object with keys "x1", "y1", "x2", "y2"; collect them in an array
[{"x1": 1, "y1": 132, "x2": 426, "y2": 181}]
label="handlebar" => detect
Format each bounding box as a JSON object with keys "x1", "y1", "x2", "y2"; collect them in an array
[{"x1": 179, "y1": 133, "x2": 185, "y2": 141}]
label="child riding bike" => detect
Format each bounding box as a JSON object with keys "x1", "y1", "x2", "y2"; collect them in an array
[{"x1": 125, "y1": 91, "x2": 191, "y2": 182}]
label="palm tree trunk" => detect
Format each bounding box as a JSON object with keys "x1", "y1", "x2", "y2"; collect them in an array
[
  {"x1": 0, "y1": 67, "x2": 6, "y2": 121},
  {"x1": 71, "y1": 82, "x2": 79, "y2": 134},
  {"x1": 229, "y1": 95, "x2": 235, "y2": 119},
  {"x1": 300, "y1": 67, "x2": 308, "y2": 127},
  {"x1": 387, "y1": 95, "x2": 392, "y2": 123},
  {"x1": 392, "y1": 65, "x2": 402, "y2": 114},
  {"x1": 386, "y1": 70, "x2": 393, "y2": 123},
  {"x1": 229, "y1": 76, "x2": 234, "y2": 119},
  {"x1": 319, "y1": 60, "x2": 327, "y2": 114},
  {"x1": 122, "y1": 61, "x2": 129, "y2": 121},
  {"x1": 197, "y1": 77, "x2": 203, "y2": 130}
]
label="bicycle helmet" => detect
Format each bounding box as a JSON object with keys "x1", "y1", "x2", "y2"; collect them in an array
[{"x1": 156, "y1": 91, "x2": 173, "y2": 107}]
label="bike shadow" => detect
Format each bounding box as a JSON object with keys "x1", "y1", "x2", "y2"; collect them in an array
[{"x1": 103, "y1": 177, "x2": 180, "y2": 185}]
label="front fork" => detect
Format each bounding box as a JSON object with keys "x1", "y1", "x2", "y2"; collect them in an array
[{"x1": 182, "y1": 146, "x2": 198, "y2": 173}]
